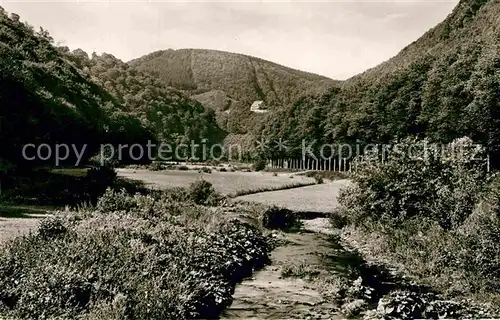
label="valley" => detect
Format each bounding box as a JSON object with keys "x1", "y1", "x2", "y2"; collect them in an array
[{"x1": 1, "y1": 0, "x2": 500, "y2": 318}]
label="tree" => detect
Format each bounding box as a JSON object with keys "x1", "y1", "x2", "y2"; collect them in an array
[{"x1": 0, "y1": 158, "x2": 14, "y2": 197}]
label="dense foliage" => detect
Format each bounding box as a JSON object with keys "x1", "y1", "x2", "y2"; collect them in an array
[
  {"x1": 0, "y1": 185, "x2": 270, "y2": 319},
  {"x1": 254, "y1": 0, "x2": 500, "y2": 166},
  {"x1": 0, "y1": 8, "x2": 152, "y2": 168},
  {"x1": 337, "y1": 137, "x2": 500, "y2": 303},
  {"x1": 63, "y1": 51, "x2": 226, "y2": 158}
]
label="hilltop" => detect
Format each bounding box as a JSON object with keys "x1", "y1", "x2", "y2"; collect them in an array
[{"x1": 129, "y1": 49, "x2": 337, "y2": 133}]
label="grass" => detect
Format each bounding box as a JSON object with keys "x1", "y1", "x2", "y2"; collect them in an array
[
  {"x1": 228, "y1": 182, "x2": 315, "y2": 198},
  {"x1": 116, "y1": 169, "x2": 316, "y2": 196},
  {"x1": 297, "y1": 171, "x2": 349, "y2": 181}
]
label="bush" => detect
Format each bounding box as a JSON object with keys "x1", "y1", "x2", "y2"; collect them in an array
[
  {"x1": 188, "y1": 179, "x2": 220, "y2": 206},
  {"x1": 96, "y1": 188, "x2": 137, "y2": 212},
  {"x1": 251, "y1": 159, "x2": 266, "y2": 172},
  {"x1": 338, "y1": 137, "x2": 500, "y2": 303},
  {"x1": 149, "y1": 161, "x2": 164, "y2": 171},
  {"x1": 178, "y1": 165, "x2": 189, "y2": 171},
  {"x1": 340, "y1": 137, "x2": 488, "y2": 229}
]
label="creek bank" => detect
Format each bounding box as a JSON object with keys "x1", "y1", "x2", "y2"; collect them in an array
[{"x1": 335, "y1": 223, "x2": 499, "y2": 319}]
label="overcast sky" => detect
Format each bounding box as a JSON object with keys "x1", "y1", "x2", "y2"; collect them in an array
[{"x1": 1, "y1": 0, "x2": 458, "y2": 80}]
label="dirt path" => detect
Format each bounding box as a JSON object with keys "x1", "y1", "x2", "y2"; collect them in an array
[{"x1": 221, "y1": 219, "x2": 343, "y2": 319}]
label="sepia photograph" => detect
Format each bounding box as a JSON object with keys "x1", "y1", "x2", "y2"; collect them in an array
[{"x1": 0, "y1": 0, "x2": 499, "y2": 318}]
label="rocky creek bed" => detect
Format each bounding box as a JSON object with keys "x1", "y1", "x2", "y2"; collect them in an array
[{"x1": 222, "y1": 216, "x2": 498, "y2": 319}]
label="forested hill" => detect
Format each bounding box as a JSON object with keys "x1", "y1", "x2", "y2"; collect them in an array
[
  {"x1": 0, "y1": 7, "x2": 226, "y2": 170},
  {"x1": 255, "y1": 0, "x2": 500, "y2": 160},
  {"x1": 0, "y1": 7, "x2": 151, "y2": 168},
  {"x1": 329, "y1": 0, "x2": 500, "y2": 148},
  {"x1": 62, "y1": 51, "x2": 226, "y2": 153},
  {"x1": 129, "y1": 49, "x2": 337, "y2": 132}
]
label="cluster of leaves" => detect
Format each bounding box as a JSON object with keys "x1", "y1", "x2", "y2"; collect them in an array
[
  {"x1": 0, "y1": 186, "x2": 270, "y2": 319},
  {"x1": 337, "y1": 136, "x2": 500, "y2": 303}
]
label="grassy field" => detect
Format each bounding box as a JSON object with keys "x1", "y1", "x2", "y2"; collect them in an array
[
  {"x1": 117, "y1": 169, "x2": 315, "y2": 196},
  {"x1": 236, "y1": 180, "x2": 350, "y2": 213}
]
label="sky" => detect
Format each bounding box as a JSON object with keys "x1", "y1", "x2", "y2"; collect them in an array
[{"x1": 0, "y1": 0, "x2": 458, "y2": 80}]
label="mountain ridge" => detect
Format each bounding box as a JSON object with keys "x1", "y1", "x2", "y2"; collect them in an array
[{"x1": 129, "y1": 48, "x2": 338, "y2": 133}]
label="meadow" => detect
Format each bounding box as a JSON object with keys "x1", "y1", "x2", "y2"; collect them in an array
[
  {"x1": 236, "y1": 180, "x2": 349, "y2": 213},
  {"x1": 117, "y1": 168, "x2": 315, "y2": 196}
]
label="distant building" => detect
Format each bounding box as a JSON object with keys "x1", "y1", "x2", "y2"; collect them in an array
[{"x1": 250, "y1": 101, "x2": 269, "y2": 113}]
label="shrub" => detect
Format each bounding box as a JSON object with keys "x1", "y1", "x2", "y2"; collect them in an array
[
  {"x1": 37, "y1": 217, "x2": 67, "y2": 240},
  {"x1": 188, "y1": 180, "x2": 219, "y2": 206},
  {"x1": 86, "y1": 166, "x2": 117, "y2": 200},
  {"x1": 0, "y1": 210, "x2": 271, "y2": 319},
  {"x1": 314, "y1": 174, "x2": 324, "y2": 184},
  {"x1": 260, "y1": 206, "x2": 298, "y2": 230},
  {"x1": 340, "y1": 137, "x2": 488, "y2": 229},
  {"x1": 149, "y1": 161, "x2": 164, "y2": 171},
  {"x1": 96, "y1": 188, "x2": 137, "y2": 213},
  {"x1": 178, "y1": 165, "x2": 189, "y2": 171},
  {"x1": 251, "y1": 159, "x2": 266, "y2": 172},
  {"x1": 338, "y1": 137, "x2": 500, "y2": 303},
  {"x1": 198, "y1": 167, "x2": 212, "y2": 174}
]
